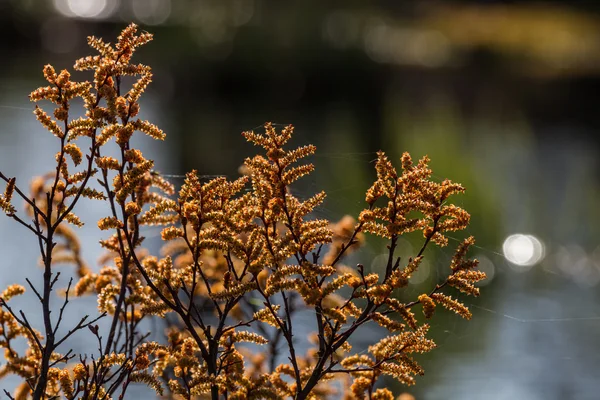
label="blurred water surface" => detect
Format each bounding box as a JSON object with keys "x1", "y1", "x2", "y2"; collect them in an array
[{"x1": 1, "y1": 1, "x2": 600, "y2": 398}]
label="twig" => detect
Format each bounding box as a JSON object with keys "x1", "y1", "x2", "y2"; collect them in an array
[{"x1": 25, "y1": 278, "x2": 43, "y2": 302}]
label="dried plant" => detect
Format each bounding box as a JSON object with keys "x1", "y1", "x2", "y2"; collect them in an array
[{"x1": 0, "y1": 24, "x2": 485, "y2": 400}]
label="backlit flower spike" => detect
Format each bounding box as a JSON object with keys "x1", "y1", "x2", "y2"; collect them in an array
[
  {"x1": 320, "y1": 272, "x2": 354, "y2": 298},
  {"x1": 63, "y1": 143, "x2": 82, "y2": 166},
  {"x1": 388, "y1": 256, "x2": 423, "y2": 289},
  {"x1": 369, "y1": 324, "x2": 434, "y2": 361},
  {"x1": 281, "y1": 163, "x2": 315, "y2": 186},
  {"x1": 398, "y1": 157, "x2": 433, "y2": 196},
  {"x1": 42, "y1": 64, "x2": 57, "y2": 84},
  {"x1": 277, "y1": 124, "x2": 294, "y2": 146},
  {"x1": 371, "y1": 312, "x2": 405, "y2": 332},
  {"x1": 33, "y1": 106, "x2": 64, "y2": 138},
  {"x1": 160, "y1": 225, "x2": 184, "y2": 241},
  {"x1": 29, "y1": 85, "x2": 60, "y2": 103},
  {"x1": 222, "y1": 176, "x2": 251, "y2": 200},
  {"x1": 2, "y1": 178, "x2": 16, "y2": 205},
  {"x1": 62, "y1": 81, "x2": 93, "y2": 103},
  {"x1": 377, "y1": 362, "x2": 417, "y2": 386},
  {"x1": 241, "y1": 128, "x2": 273, "y2": 150},
  {"x1": 130, "y1": 371, "x2": 163, "y2": 396},
  {"x1": 430, "y1": 293, "x2": 472, "y2": 320},
  {"x1": 418, "y1": 294, "x2": 436, "y2": 319},
  {"x1": 73, "y1": 55, "x2": 103, "y2": 72},
  {"x1": 371, "y1": 388, "x2": 395, "y2": 400},
  {"x1": 424, "y1": 227, "x2": 449, "y2": 247},
  {"x1": 87, "y1": 35, "x2": 116, "y2": 59},
  {"x1": 263, "y1": 122, "x2": 290, "y2": 149},
  {"x1": 127, "y1": 70, "x2": 153, "y2": 104},
  {"x1": 385, "y1": 298, "x2": 418, "y2": 330},
  {"x1": 178, "y1": 170, "x2": 202, "y2": 201},
  {"x1": 124, "y1": 148, "x2": 145, "y2": 164},
  {"x1": 116, "y1": 23, "x2": 149, "y2": 52},
  {"x1": 447, "y1": 275, "x2": 480, "y2": 296},
  {"x1": 115, "y1": 159, "x2": 154, "y2": 204},
  {"x1": 455, "y1": 269, "x2": 486, "y2": 284},
  {"x1": 98, "y1": 216, "x2": 123, "y2": 231},
  {"x1": 409, "y1": 155, "x2": 432, "y2": 182},
  {"x1": 375, "y1": 150, "x2": 398, "y2": 180},
  {"x1": 298, "y1": 218, "x2": 333, "y2": 254},
  {"x1": 437, "y1": 204, "x2": 470, "y2": 233},
  {"x1": 226, "y1": 331, "x2": 268, "y2": 345},
  {"x1": 115, "y1": 122, "x2": 136, "y2": 145},
  {"x1": 242, "y1": 122, "x2": 293, "y2": 153},
  {"x1": 131, "y1": 30, "x2": 154, "y2": 49},
  {"x1": 450, "y1": 236, "x2": 476, "y2": 271},
  {"x1": 437, "y1": 178, "x2": 466, "y2": 203},
  {"x1": 63, "y1": 211, "x2": 83, "y2": 227},
  {"x1": 371, "y1": 151, "x2": 397, "y2": 198},
  {"x1": 400, "y1": 151, "x2": 413, "y2": 171},
  {"x1": 138, "y1": 198, "x2": 178, "y2": 226},
  {"x1": 244, "y1": 156, "x2": 278, "y2": 207},
  {"x1": 279, "y1": 144, "x2": 317, "y2": 168},
  {"x1": 115, "y1": 23, "x2": 139, "y2": 62},
  {"x1": 92, "y1": 64, "x2": 114, "y2": 94},
  {"x1": 55, "y1": 69, "x2": 71, "y2": 88},
  {"x1": 96, "y1": 123, "x2": 121, "y2": 145},
  {"x1": 67, "y1": 117, "x2": 98, "y2": 141},
  {"x1": 58, "y1": 370, "x2": 74, "y2": 398},
  {"x1": 340, "y1": 354, "x2": 375, "y2": 370},
  {"x1": 0, "y1": 284, "x2": 26, "y2": 302},
  {"x1": 53, "y1": 105, "x2": 68, "y2": 123},
  {"x1": 0, "y1": 178, "x2": 16, "y2": 215}
]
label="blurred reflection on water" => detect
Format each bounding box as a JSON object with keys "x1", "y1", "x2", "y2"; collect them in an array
[{"x1": 2, "y1": 2, "x2": 600, "y2": 398}]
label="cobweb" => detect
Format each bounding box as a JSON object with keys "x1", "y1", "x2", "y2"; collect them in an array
[
  {"x1": 252, "y1": 148, "x2": 600, "y2": 400},
  {"x1": 144, "y1": 148, "x2": 600, "y2": 398}
]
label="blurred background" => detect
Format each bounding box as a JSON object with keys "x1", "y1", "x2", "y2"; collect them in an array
[{"x1": 1, "y1": 0, "x2": 600, "y2": 398}]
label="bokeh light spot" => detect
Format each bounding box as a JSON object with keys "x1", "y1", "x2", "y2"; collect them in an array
[
  {"x1": 53, "y1": 0, "x2": 112, "y2": 19},
  {"x1": 503, "y1": 233, "x2": 545, "y2": 268},
  {"x1": 132, "y1": 0, "x2": 171, "y2": 26},
  {"x1": 70, "y1": 0, "x2": 106, "y2": 18}
]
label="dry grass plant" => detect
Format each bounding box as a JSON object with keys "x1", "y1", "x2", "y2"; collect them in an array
[{"x1": 0, "y1": 24, "x2": 485, "y2": 400}]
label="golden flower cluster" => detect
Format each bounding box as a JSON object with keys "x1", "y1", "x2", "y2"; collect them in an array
[
  {"x1": 360, "y1": 151, "x2": 469, "y2": 246},
  {"x1": 0, "y1": 24, "x2": 486, "y2": 399}
]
